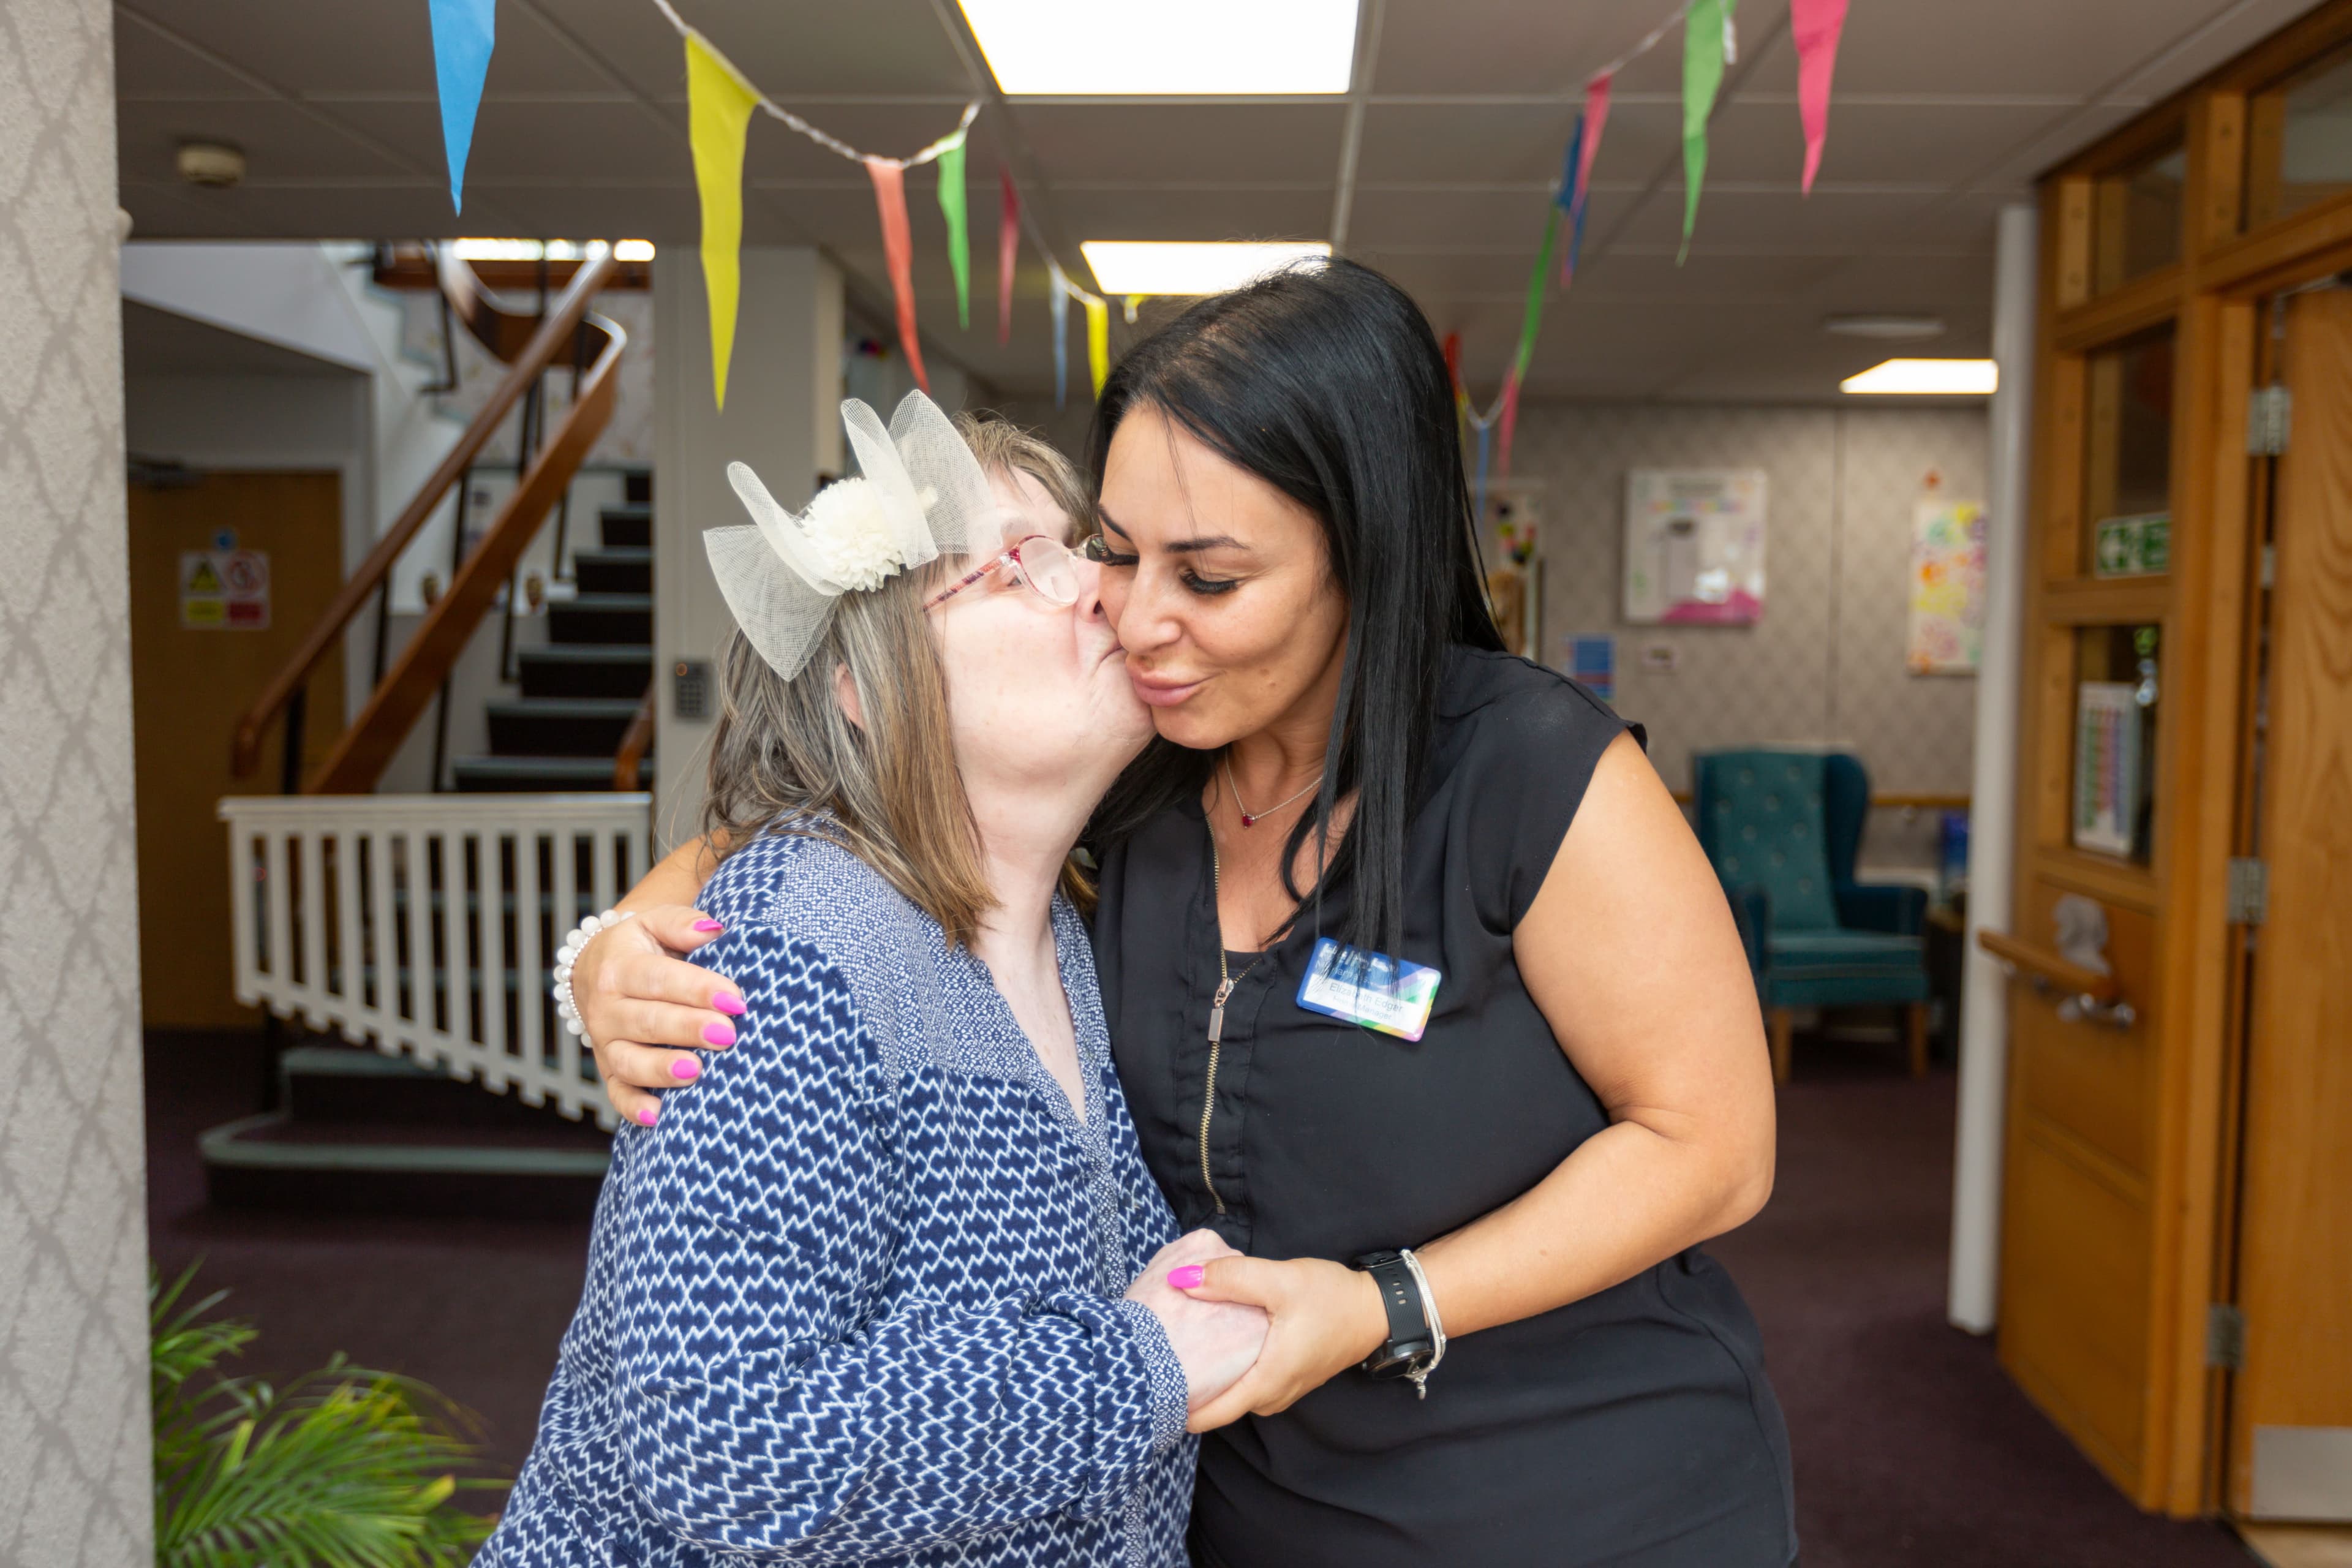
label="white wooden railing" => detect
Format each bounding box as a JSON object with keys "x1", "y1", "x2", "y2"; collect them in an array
[{"x1": 218, "y1": 793, "x2": 655, "y2": 1127}]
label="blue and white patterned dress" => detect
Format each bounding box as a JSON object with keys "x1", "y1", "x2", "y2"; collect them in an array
[{"x1": 479, "y1": 829, "x2": 1196, "y2": 1568}]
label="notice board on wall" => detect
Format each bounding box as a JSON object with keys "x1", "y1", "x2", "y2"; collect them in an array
[{"x1": 1623, "y1": 469, "x2": 1766, "y2": 625}]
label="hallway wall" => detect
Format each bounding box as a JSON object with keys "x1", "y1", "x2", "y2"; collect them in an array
[{"x1": 0, "y1": 0, "x2": 155, "y2": 1559}]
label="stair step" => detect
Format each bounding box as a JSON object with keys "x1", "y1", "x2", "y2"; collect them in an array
[
  {"x1": 620, "y1": 468, "x2": 652, "y2": 507},
  {"x1": 573, "y1": 546, "x2": 652, "y2": 596},
  {"x1": 488, "y1": 696, "x2": 645, "y2": 758},
  {"x1": 518, "y1": 643, "x2": 654, "y2": 699},
  {"x1": 548, "y1": 593, "x2": 650, "y2": 646},
  {"x1": 199, "y1": 1044, "x2": 611, "y2": 1219},
  {"x1": 452, "y1": 755, "x2": 655, "y2": 792},
  {"x1": 600, "y1": 503, "x2": 650, "y2": 549}
]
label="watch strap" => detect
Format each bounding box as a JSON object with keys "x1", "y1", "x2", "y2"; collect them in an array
[{"x1": 1349, "y1": 1250, "x2": 1437, "y2": 1389}]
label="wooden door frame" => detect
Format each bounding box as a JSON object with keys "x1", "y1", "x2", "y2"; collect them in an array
[{"x1": 2010, "y1": 0, "x2": 2352, "y2": 1515}]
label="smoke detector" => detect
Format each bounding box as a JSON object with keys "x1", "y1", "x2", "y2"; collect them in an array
[{"x1": 176, "y1": 142, "x2": 246, "y2": 188}]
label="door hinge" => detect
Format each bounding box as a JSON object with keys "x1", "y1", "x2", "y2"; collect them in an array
[
  {"x1": 2228, "y1": 858, "x2": 2269, "y2": 925},
  {"x1": 2248, "y1": 385, "x2": 2291, "y2": 455},
  {"x1": 2208, "y1": 1303, "x2": 2246, "y2": 1370}
]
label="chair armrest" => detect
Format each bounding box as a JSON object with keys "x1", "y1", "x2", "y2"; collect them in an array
[
  {"x1": 1836, "y1": 881, "x2": 1928, "y2": 936},
  {"x1": 1725, "y1": 882, "x2": 1770, "y2": 984}
]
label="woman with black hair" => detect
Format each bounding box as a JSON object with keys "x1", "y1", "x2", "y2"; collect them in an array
[{"x1": 574, "y1": 260, "x2": 1795, "y2": 1567}]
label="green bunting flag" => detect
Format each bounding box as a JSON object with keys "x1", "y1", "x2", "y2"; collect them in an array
[
  {"x1": 936, "y1": 134, "x2": 971, "y2": 331},
  {"x1": 1680, "y1": 0, "x2": 1735, "y2": 263}
]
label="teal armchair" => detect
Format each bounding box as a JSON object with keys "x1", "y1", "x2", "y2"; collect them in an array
[{"x1": 1694, "y1": 750, "x2": 1931, "y2": 1083}]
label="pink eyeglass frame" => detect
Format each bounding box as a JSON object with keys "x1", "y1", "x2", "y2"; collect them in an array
[{"x1": 920, "y1": 534, "x2": 1074, "y2": 611}]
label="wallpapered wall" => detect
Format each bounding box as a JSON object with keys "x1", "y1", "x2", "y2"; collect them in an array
[
  {"x1": 994, "y1": 397, "x2": 1989, "y2": 869},
  {"x1": 0, "y1": 0, "x2": 156, "y2": 1559}
]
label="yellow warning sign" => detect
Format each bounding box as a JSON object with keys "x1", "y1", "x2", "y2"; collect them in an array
[{"x1": 181, "y1": 549, "x2": 270, "y2": 630}]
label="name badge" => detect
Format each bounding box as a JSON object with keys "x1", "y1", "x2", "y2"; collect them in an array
[{"x1": 1295, "y1": 937, "x2": 1442, "y2": 1042}]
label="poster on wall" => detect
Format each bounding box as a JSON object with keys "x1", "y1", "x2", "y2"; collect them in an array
[
  {"x1": 1906, "y1": 497, "x2": 1988, "y2": 674},
  {"x1": 1623, "y1": 469, "x2": 1766, "y2": 625},
  {"x1": 179, "y1": 546, "x2": 270, "y2": 629},
  {"x1": 2072, "y1": 681, "x2": 2142, "y2": 858}
]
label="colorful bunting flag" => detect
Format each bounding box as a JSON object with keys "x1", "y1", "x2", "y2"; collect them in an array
[
  {"x1": 428, "y1": 0, "x2": 496, "y2": 214},
  {"x1": 1497, "y1": 205, "x2": 1561, "y2": 473},
  {"x1": 685, "y1": 30, "x2": 759, "y2": 410},
  {"x1": 1049, "y1": 262, "x2": 1071, "y2": 409},
  {"x1": 1791, "y1": 0, "x2": 1849, "y2": 194},
  {"x1": 1564, "y1": 72, "x2": 1613, "y2": 284},
  {"x1": 936, "y1": 134, "x2": 971, "y2": 330},
  {"x1": 865, "y1": 157, "x2": 930, "y2": 394},
  {"x1": 1554, "y1": 115, "x2": 1585, "y2": 285},
  {"x1": 1085, "y1": 293, "x2": 1110, "y2": 398},
  {"x1": 1680, "y1": 0, "x2": 1735, "y2": 263},
  {"x1": 999, "y1": 172, "x2": 1021, "y2": 346}
]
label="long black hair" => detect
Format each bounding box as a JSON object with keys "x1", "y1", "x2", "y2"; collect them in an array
[{"x1": 1086, "y1": 258, "x2": 1503, "y2": 957}]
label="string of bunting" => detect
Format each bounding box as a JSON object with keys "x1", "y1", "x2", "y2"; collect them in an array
[
  {"x1": 426, "y1": 0, "x2": 1846, "y2": 431},
  {"x1": 1450, "y1": 0, "x2": 1848, "y2": 518}
]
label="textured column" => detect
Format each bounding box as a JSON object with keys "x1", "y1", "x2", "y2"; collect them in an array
[{"x1": 0, "y1": 0, "x2": 156, "y2": 1561}]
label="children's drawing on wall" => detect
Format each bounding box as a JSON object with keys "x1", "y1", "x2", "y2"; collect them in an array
[
  {"x1": 1484, "y1": 481, "x2": 1542, "y2": 657},
  {"x1": 1623, "y1": 468, "x2": 1766, "y2": 625},
  {"x1": 1907, "y1": 496, "x2": 1988, "y2": 674}
]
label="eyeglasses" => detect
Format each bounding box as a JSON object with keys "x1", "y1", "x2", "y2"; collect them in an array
[{"x1": 922, "y1": 533, "x2": 1085, "y2": 612}]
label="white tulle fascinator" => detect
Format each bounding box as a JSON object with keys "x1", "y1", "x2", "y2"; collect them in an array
[{"x1": 705, "y1": 390, "x2": 1008, "y2": 679}]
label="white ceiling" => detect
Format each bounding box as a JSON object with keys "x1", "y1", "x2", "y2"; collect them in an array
[{"x1": 115, "y1": 0, "x2": 2326, "y2": 402}]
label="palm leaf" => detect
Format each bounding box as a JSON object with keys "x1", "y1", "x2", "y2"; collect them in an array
[{"x1": 152, "y1": 1271, "x2": 507, "y2": 1568}]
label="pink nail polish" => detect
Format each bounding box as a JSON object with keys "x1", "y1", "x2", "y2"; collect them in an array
[
  {"x1": 702, "y1": 1022, "x2": 736, "y2": 1048},
  {"x1": 710, "y1": 992, "x2": 746, "y2": 1017},
  {"x1": 1167, "y1": 1265, "x2": 1205, "y2": 1290},
  {"x1": 693, "y1": 919, "x2": 724, "y2": 933},
  {"x1": 635, "y1": 1106, "x2": 658, "y2": 1127},
  {"x1": 671, "y1": 1057, "x2": 701, "y2": 1082}
]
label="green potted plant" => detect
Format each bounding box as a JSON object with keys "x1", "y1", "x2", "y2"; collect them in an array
[{"x1": 151, "y1": 1266, "x2": 506, "y2": 1567}]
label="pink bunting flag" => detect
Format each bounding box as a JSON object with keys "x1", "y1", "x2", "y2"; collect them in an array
[
  {"x1": 998, "y1": 170, "x2": 1021, "y2": 346},
  {"x1": 1497, "y1": 370, "x2": 1524, "y2": 478},
  {"x1": 864, "y1": 157, "x2": 930, "y2": 394},
  {"x1": 1791, "y1": 0, "x2": 1849, "y2": 195},
  {"x1": 1564, "y1": 72, "x2": 1613, "y2": 284}
]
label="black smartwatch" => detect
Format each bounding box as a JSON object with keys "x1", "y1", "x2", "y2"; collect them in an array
[{"x1": 1349, "y1": 1248, "x2": 1446, "y2": 1398}]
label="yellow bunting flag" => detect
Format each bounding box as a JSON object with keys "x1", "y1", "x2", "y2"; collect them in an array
[
  {"x1": 1084, "y1": 292, "x2": 1110, "y2": 399},
  {"x1": 685, "y1": 31, "x2": 760, "y2": 409}
]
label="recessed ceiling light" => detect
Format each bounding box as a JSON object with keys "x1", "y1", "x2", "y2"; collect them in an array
[
  {"x1": 1823, "y1": 314, "x2": 1947, "y2": 340},
  {"x1": 1081, "y1": 241, "x2": 1332, "y2": 296},
  {"x1": 1841, "y1": 358, "x2": 1999, "y2": 395},
  {"x1": 614, "y1": 239, "x2": 656, "y2": 262},
  {"x1": 958, "y1": 0, "x2": 1359, "y2": 94}
]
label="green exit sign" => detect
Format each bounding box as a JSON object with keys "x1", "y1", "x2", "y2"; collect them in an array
[{"x1": 2094, "y1": 513, "x2": 2170, "y2": 578}]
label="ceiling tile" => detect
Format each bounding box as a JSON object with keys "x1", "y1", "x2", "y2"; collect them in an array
[
  {"x1": 113, "y1": 13, "x2": 267, "y2": 100},
  {"x1": 1344, "y1": 186, "x2": 1634, "y2": 251},
  {"x1": 533, "y1": 0, "x2": 974, "y2": 99},
  {"x1": 1354, "y1": 102, "x2": 1583, "y2": 185},
  {"x1": 1053, "y1": 187, "x2": 1334, "y2": 248},
  {"x1": 1009, "y1": 104, "x2": 1348, "y2": 183},
  {"x1": 1699, "y1": 98, "x2": 2081, "y2": 189},
  {"x1": 116, "y1": 99, "x2": 424, "y2": 182},
  {"x1": 1369, "y1": 0, "x2": 1688, "y2": 97}
]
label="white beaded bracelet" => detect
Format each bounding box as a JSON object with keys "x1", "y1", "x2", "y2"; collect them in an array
[{"x1": 553, "y1": 908, "x2": 638, "y2": 1049}]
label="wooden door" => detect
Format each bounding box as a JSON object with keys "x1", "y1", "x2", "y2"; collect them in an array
[
  {"x1": 2226, "y1": 288, "x2": 2352, "y2": 1521},
  {"x1": 127, "y1": 471, "x2": 346, "y2": 1028}
]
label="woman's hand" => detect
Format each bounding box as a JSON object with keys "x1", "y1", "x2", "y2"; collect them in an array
[
  {"x1": 1125, "y1": 1231, "x2": 1269, "y2": 1415},
  {"x1": 1173, "y1": 1256, "x2": 1388, "y2": 1432},
  {"x1": 575, "y1": 904, "x2": 742, "y2": 1126}
]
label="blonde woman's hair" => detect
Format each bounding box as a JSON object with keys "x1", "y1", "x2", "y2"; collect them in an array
[{"x1": 700, "y1": 413, "x2": 1092, "y2": 945}]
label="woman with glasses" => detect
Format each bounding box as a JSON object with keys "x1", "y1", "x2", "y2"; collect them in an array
[
  {"x1": 477, "y1": 396, "x2": 1267, "y2": 1568},
  {"x1": 571, "y1": 263, "x2": 1795, "y2": 1567}
]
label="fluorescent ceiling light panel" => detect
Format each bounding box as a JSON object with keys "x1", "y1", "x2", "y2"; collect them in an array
[
  {"x1": 1082, "y1": 241, "x2": 1332, "y2": 295},
  {"x1": 1840, "y1": 358, "x2": 1999, "y2": 395},
  {"x1": 959, "y1": 0, "x2": 1359, "y2": 94}
]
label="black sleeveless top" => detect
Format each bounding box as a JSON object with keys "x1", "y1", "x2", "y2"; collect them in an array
[{"x1": 1094, "y1": 647, "x2": 1796, "y2": 1568}]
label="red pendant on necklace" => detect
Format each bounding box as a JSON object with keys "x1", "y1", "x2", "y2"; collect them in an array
[{"x1": 1240, "y1": 813, "x2": 1259, "y2": 827}]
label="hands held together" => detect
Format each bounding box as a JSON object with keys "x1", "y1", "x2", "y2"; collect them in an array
[{"x1": 1130, "y1": 1232, "x2": 1390, "y2": 1434}]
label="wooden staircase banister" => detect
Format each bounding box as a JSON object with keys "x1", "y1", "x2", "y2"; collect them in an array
[
  {"x1": 612, "y1": 688, "x2": 656, "y2": 791},
  {"x1": 231, "y1": 244, "x2": 622, "y2": 782}
]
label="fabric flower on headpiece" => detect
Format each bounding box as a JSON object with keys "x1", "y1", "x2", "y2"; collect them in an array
[{"x1": 705, "y1": 391, "x2": 1007, "y2": 679}]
